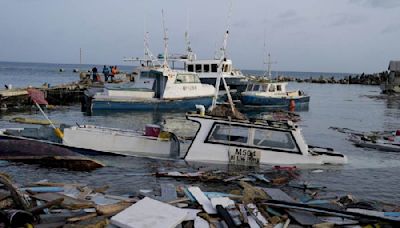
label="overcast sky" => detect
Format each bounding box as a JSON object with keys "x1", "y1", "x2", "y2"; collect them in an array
[{"x1": 0, "y1": 0, "x2": 399, "y2": 73}]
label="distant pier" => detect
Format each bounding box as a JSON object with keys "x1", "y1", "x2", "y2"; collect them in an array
[{"x1": 0, "y1": 82, "x2": 88, "y2": 111}]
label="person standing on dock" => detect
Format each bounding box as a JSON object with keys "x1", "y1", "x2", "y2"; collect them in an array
[
  {"x1": 103, "y1": 65, "x2": 110, "y2": 82},
  {"x1": 111, "y1": 66, "x2": 118, "y2": 82},
  {"x1": 92, "y1": 66, "x2": 98, "y2": 82}
]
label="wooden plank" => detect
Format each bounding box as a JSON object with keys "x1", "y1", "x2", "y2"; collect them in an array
[
  {"x1": 31, "y1": 192, "x2": 93, "y2": 209},
  {"x1": 262, "y1": 188, "x2": 323, "y2": 226},
  {"x1": 188, "y1": 187, "x2": 216, "y2": 214},
  {"x1": 287, "y1": 209, "x2": 323, "y2": 226},
  {"x1": 262, "y1": 188, "x2": 294, "y2": 202}
]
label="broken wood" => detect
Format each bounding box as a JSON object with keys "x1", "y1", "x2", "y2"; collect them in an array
[{"x1": 29, "y1": 198, "x2": 64, "y2": 215}]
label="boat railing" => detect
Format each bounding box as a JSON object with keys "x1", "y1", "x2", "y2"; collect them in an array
[{"x1": 74, "y1": 125, "x2": 146, "y2": 136}]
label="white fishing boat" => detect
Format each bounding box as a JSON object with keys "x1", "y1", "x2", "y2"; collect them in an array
[
  {"x1": 184, "y1": 111, "x2": 347, "y2": 165},
  {"x1": 89, "y1": 16, "x2": 216, "y2": 112},
  {"x1": 180, "y1": 58, "x2": 248, "y2": 91},
  {"x1": 0, "y1": 124, "x2": 180, "y2": 158},
  {"x1": 90, "y1": 68, "x2": 215, "y2": 111}
]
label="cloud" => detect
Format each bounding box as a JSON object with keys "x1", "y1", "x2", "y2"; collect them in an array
[
  {"x1": 278, "y1": 9, "x2": 297, "y2": 19},
  {"x1": 272, "y1": 9, "x2": 306, "y2": 29},
  {"x1": 349, "y1": 0, "x2": 400, "y2": 9},
  {"x1": 232, "y1": 19, "x2": 249, "y2": 28},
  {"x1": 328, "y1": 14, "x2": 367, "y2": 27},
  {"x1": 381, "y1": 24, "x2": 400, "y2": 34}
]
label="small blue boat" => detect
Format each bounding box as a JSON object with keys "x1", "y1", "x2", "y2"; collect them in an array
[{"x1": 241, "y1": 81, "x2": 310, "y2": 107}]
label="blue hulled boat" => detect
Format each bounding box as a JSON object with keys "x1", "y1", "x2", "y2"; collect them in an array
[{"x1": 241, "y1": 81, "x2": 310, "y2": 107}]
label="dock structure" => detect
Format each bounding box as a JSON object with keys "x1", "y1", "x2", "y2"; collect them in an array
[{"x1": 0, "y1": 82, "x2": 88, "y2": 111}]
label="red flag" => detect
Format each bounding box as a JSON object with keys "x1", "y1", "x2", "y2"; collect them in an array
[{"x1": 27, "y1": 88, "x2": 48, "y2": 105}]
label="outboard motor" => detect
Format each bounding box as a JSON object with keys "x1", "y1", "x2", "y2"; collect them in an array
[{"x1": 169, "y1": 132, "x2": 180, "y2": 159}]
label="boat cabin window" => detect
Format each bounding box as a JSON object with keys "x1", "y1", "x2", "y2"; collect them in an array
[
  {"x1": 253, "y1": 84, "x2": 260, "y2": 92},
  {"x1": 252, "y1": 129, "x2": 298, "y2": 152},
  {"x1": 269, "y1": 85, "x2": 276, "y2": 92},
  {"x1": 261, "y1": 85, "x2": 268, "y2": 92},
  {"x1": 195, "y1": 64, "x2": 202, "y2": 73},
  {"x1": 246, "y1": 84, "x2": 253, "y2": 91},
  {"x1": 208, "y1": 124, "x2": 249, "y2": 145},
  {"x1": 175, "y1": 73, "x2": 201, "y2": 84},
  {"x1": 222, "y1": 64, "x2": 231, "y2": 73},
  {"x1": 211, "y1": 64, "x2": 218, "y2": 72},
  {"x1": 187, "y1": 64, "x2": 194, "y2": 72},
  {"x1": 204, "y1": 64, "x2": 210, "y2": 73},
  {"x1": 276, "y1": 85, "x2": 282, "y2": 91}
]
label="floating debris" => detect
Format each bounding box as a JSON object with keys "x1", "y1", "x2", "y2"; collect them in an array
[{"x1": 0, "y1": 166, "x2": 399, "y2": 227}]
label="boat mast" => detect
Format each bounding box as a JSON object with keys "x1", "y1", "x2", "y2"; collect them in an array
[
  {"x1": 161, "y1": 9, "x2": 169, "y2": 71},
  {"x1": 185, "y1": 11, "x2": 195, "y2": 61},
  {"x1": 211, "y1": 0, "x2": 235, "y2": 114},
  {"x1": 263, "y1": 33, "x2": 276, "y2": 79},
  {"x1": 143, "y1": 17, "x2": 161, "y2": 67}
]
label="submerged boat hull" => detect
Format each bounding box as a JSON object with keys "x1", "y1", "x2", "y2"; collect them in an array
[
  {"x1": 92, "y1": 96, "x2": 213, "y2": 111},
  {"x1": 241, "y1": 95, "x2": 310, "y2": 107},
  {"x1": 63, "y1": 126, "x2": 179, "y2": 158},
  {"x1": 185, "y1": 114, "x2": 347, "y2": 165}
]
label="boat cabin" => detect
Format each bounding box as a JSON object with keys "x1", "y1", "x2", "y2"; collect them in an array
[
  {"x1": 185, "y1": 113, "x2": 347, "y2": 165},
  {"x1": 184, "y1": 59, "x2": 233, "y2": 74},
  {"x1": 245, "y1": 82, "x2": 287, "y2": 94}
]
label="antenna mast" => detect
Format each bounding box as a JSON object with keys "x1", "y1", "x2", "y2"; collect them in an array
[
  {"x1": 161, "y1": 9, "x2": 169, "y2": 70},
  {"x1": 263, "y1": 30, "x2": 277, "y2": 79}
]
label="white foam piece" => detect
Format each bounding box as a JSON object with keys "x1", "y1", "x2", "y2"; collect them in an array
[
  {"x1": 210, "y1": 197, "x2": 235, "y2": 209},
  {"x1": 194, "y1": 216, "x2": 210, "y2": 228},
  {"x1": 110, "y1": 197, "x2": 188, "y2": 228}
]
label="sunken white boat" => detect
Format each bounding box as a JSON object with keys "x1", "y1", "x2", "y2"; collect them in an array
[
  {"x1": 0, "y1": 124, "x2": 180, "y2": 158},
  {"x1": 184, "y1": 112, "x2": 347, "y2": 165}
]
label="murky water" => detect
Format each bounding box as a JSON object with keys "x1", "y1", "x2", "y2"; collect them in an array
[{"x1": 1, "y1": 62, "x2": 400, "y2": 204}]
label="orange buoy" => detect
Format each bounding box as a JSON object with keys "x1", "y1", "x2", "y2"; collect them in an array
[{"x1": 289, "y1": 99, "x2": 295, "y2": 112}]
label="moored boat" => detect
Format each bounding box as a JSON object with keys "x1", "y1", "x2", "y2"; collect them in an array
[
  {"x1": 184, "y1": 111, "x2": 347, "y2": 165},
  {"x1": 89, "y1": 69, "x2": 215, "y2": 111},
  {"x1": 180, "y1": 58, "x2": 248, "y2": 92},
  {"x1": 241, "y1": 80, "x2": 310, "y2": 107}
]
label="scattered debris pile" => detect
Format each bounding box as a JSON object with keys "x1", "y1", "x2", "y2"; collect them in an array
[
  {"x1": 1, "y1": 167, "x2": 399, "y2": 227},
  {"x1": 208, "y1": 104, "x2": 247, "y2": 120},
  {"x1": 261, "y1": 110, "x2": 301, "y2": 122}
]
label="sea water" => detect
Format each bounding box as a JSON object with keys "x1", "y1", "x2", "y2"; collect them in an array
[{"x1": 1, "y1": 61, "x2": 399, "y2": 204}]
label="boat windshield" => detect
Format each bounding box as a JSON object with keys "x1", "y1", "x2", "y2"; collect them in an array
[
  {"x1": 252, "y1": 129, "x2": 299, "y2": 153},
  {"x1": 175, "y1": 73, "x2": 201, "y2": 84},
  {"x1": 208, "y1": 124, "x2": 249, "y2": 145}
]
